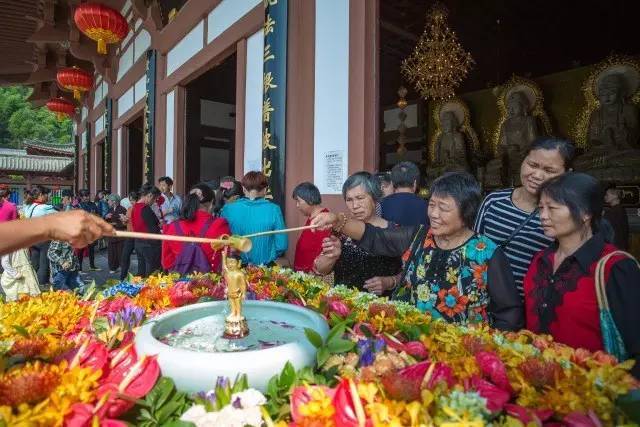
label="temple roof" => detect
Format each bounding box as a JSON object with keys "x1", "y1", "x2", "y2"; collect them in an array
[
  {"x1": 0, "y1": 149, "x2": 73, "y2": 175},
  {"x1": 24, "y1": 139, "x2": 74, "y2": 157}
]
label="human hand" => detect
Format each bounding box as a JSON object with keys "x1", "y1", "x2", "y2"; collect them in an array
[
  {"x1": 61, "y1": 261, "x2": 71, "y2": 270},
  {"x1": 320, "y1": 235, "x2": 341, "y2": 259},
  {"x1": 14, "y1": 272, "x2": 22, "y2": 280},
  {"x1": 105, "y1": 213, "x2": 112, "y2": 220},
  {"x1": 311, "y1": 212, "x2": 338, "y2": 231},
  {"x1": 119, "y1": 214, "x2": 127, "y2": 222},
  {"x1": 363, "y1": 276, "x2": 388, "y2": 296},
  {"x1": 45, "y1": 210, "x2": 116, "y2": 249}
]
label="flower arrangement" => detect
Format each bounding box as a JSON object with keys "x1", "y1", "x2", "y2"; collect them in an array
[{"x1": 0, "y1": 267, "x2": 637, "y2": 427}]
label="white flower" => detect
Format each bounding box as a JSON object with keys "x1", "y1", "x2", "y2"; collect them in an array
[
  {"x1": 179, "y1": 397, "x2": 265, "y2": 427},
  {"x1": 231, "y1": 388, "x2": 267, "y2": 408}
]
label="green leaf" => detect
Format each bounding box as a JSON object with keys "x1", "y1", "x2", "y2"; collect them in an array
[
  {"x1": 326, "y1": 323, "x2": 346, "y2": 345},
  {"x1": 154, "y1": 378, "x2": 176, "y2": 409},
  {"x1": 155, "y1": 400, "x2": 182, "y2": 424},
  {"x1": 11, "y1": 325, "x2": 28, "y2": 338},
  {"x1": 279, "y1": 362, "x2": 297, "y2": 389},
  {"x1": 231, "y1": 374, "x2": 248, "y2": 394},
  {"x1": 138, "y1": 408, "x2": 154, "y2": 421},
  {"x1": 163, "y1": 420, "x2": 196, "y2": 427},
  {"x1": 316, "y1": 347, "x2": 330, "y2": 367},
  {"x1": 358, "y1": 324, "x2": 374, "y2": 338},
  {"x1": 266, "y1": 375, "x2": 279, "y2": 398},
  {"x1": 304, "y1": 328, "x2": 323, "y2": 348},
  {"x1": 617, "y1": 389, "x2": 640, "y2": 423},
  {"x1": 327, "y1": 338, "x2": 355, "y2": 354},
  {"x1": 36, "y1": 327, "x2": 58, "y2": 336}
]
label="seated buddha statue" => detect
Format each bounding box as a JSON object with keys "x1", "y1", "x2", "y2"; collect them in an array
[
  {"x1": 575, "y1": 70, "x2": 640, "y2": 180},
  {"x1": 484, "y1": 90, "x2": 541, "y2": 187}
]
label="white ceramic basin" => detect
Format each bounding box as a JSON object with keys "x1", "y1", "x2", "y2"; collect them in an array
[{"x1": 135, "y1": 300, "x2": 329, "y2": 392}]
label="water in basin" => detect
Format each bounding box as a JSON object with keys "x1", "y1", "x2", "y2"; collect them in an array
[{"x1": 159, "y1": 315, "x2": 307, "y2": 352}]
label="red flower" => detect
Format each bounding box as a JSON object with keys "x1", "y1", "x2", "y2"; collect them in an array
[
  {"x1": 469, "y1": 376, "x2": 510, "y2": 413},
  {"x1": 475, "y1": 351, "x2": 513, "y2": 393},
  {"x1": 436, "y1": 288, "x2": 469, "y2": 317},
  {"x1": 332, "y1": 379, "x2": 372, "y2": 427}
]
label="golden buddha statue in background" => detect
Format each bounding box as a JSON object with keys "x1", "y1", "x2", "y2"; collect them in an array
[{"x1": 574, "y1": 57, "x2": 640, "y2": 182}]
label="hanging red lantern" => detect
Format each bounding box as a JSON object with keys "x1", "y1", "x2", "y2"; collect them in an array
[
  {"x1": 74, "y1": 3, "x2": 129, "y2": 55},
  {"x1": 57, "y1": 67, "x2": 93, "y2": 101},
  {"x1": 46, "y1": 98, "x2": 76, "y2": 120}
]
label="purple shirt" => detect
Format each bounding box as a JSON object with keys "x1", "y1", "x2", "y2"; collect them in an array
[{"x1": 0, "y1": 200, "x2": 17, "y2": 222}]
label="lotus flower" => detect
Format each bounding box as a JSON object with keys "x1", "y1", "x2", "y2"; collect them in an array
[
  {"x1": 332, "y1": 379, "x2": 372, "y2": 427},
  {"x1": 469, "y1": 376, "x2": 510, "y2": 413},
  {"x1": 381, "y1": 360, "x2": 454, "y2": 401},
  {"x1": 327, "y1": 299, "x2": 350, "y2": 318},
  {"x1": 475, "y1": 351, "x2": 512, "y2": 393}
]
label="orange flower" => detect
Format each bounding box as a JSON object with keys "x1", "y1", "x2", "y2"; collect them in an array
[
  {"x1": 436, "y1": 288, "x2": 469, "y2": 317},
  {"x1": 472, "y1": 264, "x2": 488, "y2": 285}
]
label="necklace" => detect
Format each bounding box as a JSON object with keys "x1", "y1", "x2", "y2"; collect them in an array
[{"x1": 435, "y1": 229, "x2": 474, "y2": 250}]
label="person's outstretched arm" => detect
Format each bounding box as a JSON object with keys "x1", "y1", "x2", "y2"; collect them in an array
[{"x1": 0, "y1": 210, "x2": 115, "y2": 256}]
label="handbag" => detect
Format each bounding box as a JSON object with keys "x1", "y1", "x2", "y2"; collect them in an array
[
  {"x1": 499, "y1": 209, "x2": 538, "y2": 248},
  {"x1": 594, "y1": 250, "x2": 639, "y2": 361},
  {"x1": 392, "y1": 225, "x2": 427, "y2": 301}
]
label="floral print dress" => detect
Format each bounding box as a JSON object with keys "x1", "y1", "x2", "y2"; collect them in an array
[
  {"x1": 396, "y1": 231, "x2": 495, "y2": 324},
  {"x1": 354, "y1": 223, "x2": 523, "y2": 331}
]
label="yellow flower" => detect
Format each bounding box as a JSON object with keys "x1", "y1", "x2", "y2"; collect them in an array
[{"x1": 0, "y1": 360, "x2": 100, "y2": 426}]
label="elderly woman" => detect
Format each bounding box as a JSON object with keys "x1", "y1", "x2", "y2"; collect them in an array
[
  {"x1": 313, "y1": 172, "x2": 523, "y2": 331},
  {"x1": 221, "y1": 171, "x2": 287, "y2": 266},
  {"x1": 105, "y1": 194, "x2": 127, "y2": 274},
  {"x1": 475, "y1": 137, "x2": 576, "y2": 299},
  {"x1": 524, "y1": 173, "x2": 640, "y2": 378},
  {"x1": 314, "y1": 172, "x2": 401, "y2": 295}
]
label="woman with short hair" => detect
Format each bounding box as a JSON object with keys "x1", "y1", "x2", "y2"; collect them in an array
[
  {"x1": 292, "y1": 182, "x2": 331, "y2": 273},
  {"x1": 221, "y1": 171, "x2": 287, "y2": 266},
  {"x1": 313, "y1": 172, "x2": 523, "y2": 331},
  {"x1": 314, "y1": 172, "x2": 401, "y2": 295},
  {"x1": 475, "y1": 137, "x2": 576, "y2": 299},
  {"x1": 524, "y1": 172, "x2": 640, "y2": 378}
]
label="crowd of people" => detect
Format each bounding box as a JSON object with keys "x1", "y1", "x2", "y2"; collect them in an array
[{"x1": 0, "y1": 135, "x2": 637, "y2": 377}]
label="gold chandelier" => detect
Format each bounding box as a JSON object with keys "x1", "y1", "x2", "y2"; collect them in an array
[{"x1": 402, "y1": 3, "x2": 474, "y2": 101}]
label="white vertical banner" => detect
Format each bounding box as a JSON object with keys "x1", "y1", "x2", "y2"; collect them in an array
[
  {"x1": 243, "y1": 29, "x2": 264, "y2": 175},
  {"x1": 314, "y1": 0, "x2": 350, "y2": 194},
  {"x1": 117, "y1": 128, "x2": 122, "y2": 194},
  {"x1": 165, "y1": 90, "x2": 175, "y2": 179}
]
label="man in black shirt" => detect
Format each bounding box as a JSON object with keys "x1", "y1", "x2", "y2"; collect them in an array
[{"x1": 380, "y1": 161, "x2": 429, "y2": 226}]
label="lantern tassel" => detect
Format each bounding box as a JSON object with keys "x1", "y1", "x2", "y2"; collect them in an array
[
  {"x1": 73, "y1": 89, "x2": 81, "y2": 101},
  {"x1": 97, "y1": 38, "x2": 107, "y2": 55},
  {"x1": 56, "y1": 112, "x2": 64, "y2": 121}
]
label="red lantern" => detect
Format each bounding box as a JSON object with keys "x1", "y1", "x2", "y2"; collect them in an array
[
  {"x1": 46, "y1": 98, "x2": 76, "y2": 120},
  {"x1": 74, "y1": 3, "x2": 129, "y2": 55},
  {"x1": 57, "y1": 67, "x2": 93, "y2": 101}
]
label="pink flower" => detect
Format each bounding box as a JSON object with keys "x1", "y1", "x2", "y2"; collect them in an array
[
  {"x1": 563, "y1": 411, "x2": 603, "y2": 427},
  {"x1": 475, "y1": 351, "x2": 513, "y2": 393},
  {"x1": 403, "y1": 341, "x2": 428, "y2": 360},
  {"x1": 327, "y1": 300, "x2": 350, "y2": 318},
  {"x1": 470, "y1": 376, "x2": 510, "y2": 413}
]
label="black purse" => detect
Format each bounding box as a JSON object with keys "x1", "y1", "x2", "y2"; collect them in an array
[
  {"x1": 499, "y1": 209, "x2": 538, "y2": 248},
  {"x1": 392, "y1": 225, "x2": 427, "y2": 300}
]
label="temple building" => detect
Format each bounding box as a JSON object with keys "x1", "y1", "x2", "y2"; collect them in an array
[
  {"x1": 0, "y1": 140, "x2": 74, "y2": 204},
  {"x1": 0, "y1": 0, "x2": 639, "y2": 254}
]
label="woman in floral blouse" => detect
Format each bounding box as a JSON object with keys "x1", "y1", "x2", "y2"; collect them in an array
[{"x1": 312, "y1": 172, "x2": 523, "y2": 331}]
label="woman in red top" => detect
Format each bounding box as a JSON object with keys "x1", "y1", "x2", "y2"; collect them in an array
[
  {"x1": 162, "y1": 183, "x2": 230, "y2": 273},
  {"x1": 292, "y1": 182, "x2": 331, "y2": 273},
  {"x1": 523, "y1": 173, "x2": 640, "y2": 378}
]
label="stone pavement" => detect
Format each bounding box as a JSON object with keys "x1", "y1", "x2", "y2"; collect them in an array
[{"x1": 79, "y1": 246, "x2": 138, "y2": 286}]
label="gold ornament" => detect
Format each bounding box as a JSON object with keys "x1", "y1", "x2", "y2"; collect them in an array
[
  {"x1": 401, "y1": 3, "x2": 474, "y2": 101},
  {"x1": 396, "y1": 86, "x2": 408, "y2": 156}
]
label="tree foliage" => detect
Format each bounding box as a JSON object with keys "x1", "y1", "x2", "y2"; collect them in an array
[{"x1": 0, "y1": 86, "x2": 72, "y2": 147}]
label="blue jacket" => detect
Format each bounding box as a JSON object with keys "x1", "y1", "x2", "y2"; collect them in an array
[{"x1": 221, "y1": 198, "x2": 288, "y2": 265}]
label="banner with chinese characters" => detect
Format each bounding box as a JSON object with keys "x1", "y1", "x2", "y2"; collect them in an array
[
  {"x1": 143, "y1": 49, "x2": 157, "y2": 184},
  {"x1": 262, "y1": 0, "x2": 288, "y2": 207},
  {"x1": 84, "y1": 123, "x2": 90, "y2": 190},
  {"x1": 74, "y1": 133, "x2": 80, "y2": 192},
  {"x1": 104, "y1": 98, "x2": 113, "y2": 190}
]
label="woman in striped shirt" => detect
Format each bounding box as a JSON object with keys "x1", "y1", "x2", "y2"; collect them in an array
[{"x1": 474, "y1": 137, "x2": 576, "y2": 298}]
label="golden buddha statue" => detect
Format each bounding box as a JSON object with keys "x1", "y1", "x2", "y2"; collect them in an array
[{"x1": 221, "y1": 249, "x2": 249, "y2": 338}]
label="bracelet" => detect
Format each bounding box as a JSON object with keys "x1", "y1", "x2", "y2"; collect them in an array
[{"x1": 333, "y1": 212, "x2": 348, "y2": 234}]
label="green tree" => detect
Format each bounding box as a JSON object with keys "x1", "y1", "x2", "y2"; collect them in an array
[{"x1": 0, "y1": 85, "x2": 72, "y2": 147}]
